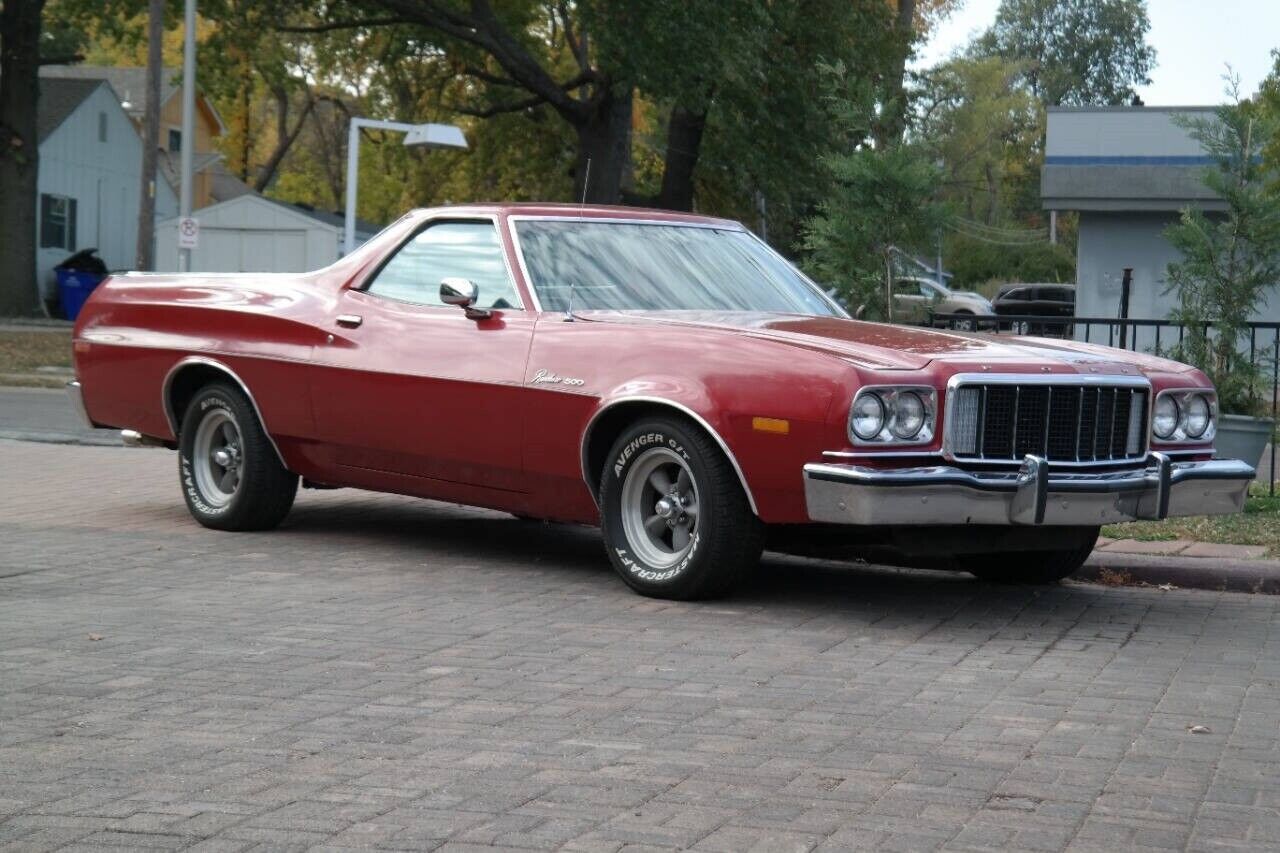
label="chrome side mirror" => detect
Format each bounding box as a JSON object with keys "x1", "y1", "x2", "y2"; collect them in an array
[{"x1": 440, "y1": 277, "x2": 490, "y2": 320}]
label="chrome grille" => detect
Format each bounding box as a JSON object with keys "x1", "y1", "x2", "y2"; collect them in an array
[{"x1": 947, "y1": 381, "x2": 1149, "y2": 464}]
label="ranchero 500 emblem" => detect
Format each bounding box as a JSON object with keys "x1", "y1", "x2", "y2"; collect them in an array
[{"x1": 531, "y1": 368, "x2": 584, "y2": 386}]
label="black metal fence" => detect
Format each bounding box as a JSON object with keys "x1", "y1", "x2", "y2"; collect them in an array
[{"x1": 930, "y1": 312, "x2": 1279, "y2": 495}]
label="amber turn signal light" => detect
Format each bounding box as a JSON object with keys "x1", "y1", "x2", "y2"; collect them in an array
[{"x1": 751, "y1": 416, "x2": 790, "y2": 435}]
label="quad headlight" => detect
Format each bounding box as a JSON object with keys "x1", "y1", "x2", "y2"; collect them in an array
[
  {"x1": 849, "y1": 386, "x2": 937, "y2": 445},
  {"x1": 1151, "y1": 389, "x2": 1216, "y2": 444},
  {"x1": 1152, "y1": 394, "x2": 1179, "y2": 439}
]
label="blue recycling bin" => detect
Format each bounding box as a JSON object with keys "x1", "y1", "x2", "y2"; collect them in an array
[{"x1": 56, "y1": 269, "x2": 106, "y2": 321}]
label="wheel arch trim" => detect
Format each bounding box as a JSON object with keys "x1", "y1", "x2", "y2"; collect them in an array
[
  {"x1": 579, "y1": 395, "x2": 759, "y2": 516},
  {"x1": 161, "y1": 355, "x2": 288, "y2": 468}
]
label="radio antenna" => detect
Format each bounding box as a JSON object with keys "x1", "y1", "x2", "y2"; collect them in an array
[{"x1": 565, "y1": 158, "x2": 591, "y2": 321}]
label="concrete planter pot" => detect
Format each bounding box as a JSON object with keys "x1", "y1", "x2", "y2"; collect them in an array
[{"x1": 1215, "y1": 413, "x2": 1275, "y2": 469}]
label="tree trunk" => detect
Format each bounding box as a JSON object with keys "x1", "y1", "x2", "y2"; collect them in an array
[
  {"x1": 254, "y1": 89, "x2": 314, "y2": 192},
  {"x1": 135, "y1": 0, "x2": 163, "y2": 271},
  {"x1": 0, "y1": 0, "x2": 44, "y2": 316},
  {"x1": 653, "y1": 104, "x2": 706, "y2": 212},
  {"x1": 237, "y1": 70, "x2": 252, "y2": 180},
  {"x1": 875, "y1": 0, "x2": 916, "y2": 148},
  {"x1": 573, "y1": 86, "x2": 632, "y2": 204}
]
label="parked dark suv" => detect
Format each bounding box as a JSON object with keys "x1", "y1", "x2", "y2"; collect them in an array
[{"x1": 993, "y1": 283, "x2": 1075, "y2": 336}]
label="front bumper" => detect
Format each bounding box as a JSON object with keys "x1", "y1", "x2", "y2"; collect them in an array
[{"x1": 803, "y1": 453, "x2": 1255, "y2": 526}]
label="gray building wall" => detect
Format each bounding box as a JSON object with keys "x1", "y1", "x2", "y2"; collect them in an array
[
  {"x1": 1075, "y1": 211, "x2": 1179, "y2": 352},
  {"x1": 1077, "y1": 211, "x2": 1277, "y2": 352},
  {"x1": 1043, "y1": 106, "x2": 1277, "y2": 351}
]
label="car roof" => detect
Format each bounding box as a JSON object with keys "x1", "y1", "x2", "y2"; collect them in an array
[{"x1": 408, "y1": 202, "x2": 743, "y2": 229}]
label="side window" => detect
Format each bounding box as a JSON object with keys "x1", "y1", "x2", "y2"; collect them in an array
[
  {"x1": 364, "y1": 221, "x2": 521, "y2": 310},
  {"x1": 892, "y1": 279, "x2": 928, "y2": 298},
  {"x1": 39, "y1": 194, "x2": 77, "y2": 250}
]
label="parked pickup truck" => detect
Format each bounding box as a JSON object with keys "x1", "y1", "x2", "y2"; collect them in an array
[{"x1": 68, "y1": 203, "x2": 1255, "y2": 600}]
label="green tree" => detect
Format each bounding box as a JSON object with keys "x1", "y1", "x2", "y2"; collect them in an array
[
  {"x1": 975, "y1": 0, "x2": 1155, "y2": 107},
  {"x1": 1256, "y1": 49, "x2": 1280, "y2": 193},
  {"x1": 917, "y1": 55, "x2": 1041, "y2": 224},
  {"x1": 803, "y1": 63, "x2": 946, "y2": 320},
  {"x1": 1164, "y1": 90, "x2": 1280, "y2": 415}
]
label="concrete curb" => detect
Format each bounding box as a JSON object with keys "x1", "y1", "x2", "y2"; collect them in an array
[
  {"x1": 0, "y1": 429, "x2": 127, "y2": 448},
  {"x1": 1080, "y1": 551, "x2": 1280, "y2": 593}
]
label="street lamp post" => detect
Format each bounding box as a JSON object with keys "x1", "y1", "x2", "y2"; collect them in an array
[
  {"x1": 178, "y1": 0, "x2": 197, "y2": 272},
  {"x1": 343, "y1": 118, "x2": 469, "y2": 256}
]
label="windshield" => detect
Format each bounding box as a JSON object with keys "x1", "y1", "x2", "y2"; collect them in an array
[{"x1": 513, "y1": 219, "x2": 843, "y2": 316}]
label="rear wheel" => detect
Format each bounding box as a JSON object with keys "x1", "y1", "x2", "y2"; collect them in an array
[
  {"x1": 178, "y1": 382, "x2": 297, "y2": 531},
  {"x1": 599, "y1": 416, "x2": 763, "y2": 600},
  {"x1": 960, "y1": 526, "x2": 1099, "y2": 584}
]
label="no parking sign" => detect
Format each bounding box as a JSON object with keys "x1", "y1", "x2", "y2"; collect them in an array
[{"x1": 177, "y1": 217, "x2": 200, "y2": 250}]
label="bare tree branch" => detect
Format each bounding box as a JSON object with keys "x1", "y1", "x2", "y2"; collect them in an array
[
  {"x1": 556, "y1": 1, "x2": 589, "y2": 73},
  {"x1": 275, "y1": 17, "x2": 411, "y2": 34},
  {"x1": 254, "y1": 90, "x2": 316, "y2": 191},
  {"x1": 37, "y1": 52, "x2": 83, "y2": 66},
  {"x1": 461, "y1": 64, "x2": 519, "y2": 87},
  {"x1": 369, "y1": 0, "x2": 594, "y2": 121},
  {"x1": 448, "y1": 93, "x2": 547, "y2": 118}
]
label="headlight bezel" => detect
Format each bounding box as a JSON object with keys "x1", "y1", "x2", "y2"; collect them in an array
[
  {"x1": 849, "y1": 386, "x2": 938, "y2": 446},
  {"x1": 850, "y1": 393, "x2": 886, "y2": 441},
  {"x1": 1151, "y1": 388, "x2": 1217, "y2": 445},
  {"x1": 1152, "y1": 394, "x2": 1180, "y2": 440}
]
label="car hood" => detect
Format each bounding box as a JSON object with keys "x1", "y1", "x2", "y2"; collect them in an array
[
  {"x1": 576, "y1": 310, "x2": 1196, "y2": 374},
  {"x1": 947, "y1": 291, "x2": 994, "y2": 308}
]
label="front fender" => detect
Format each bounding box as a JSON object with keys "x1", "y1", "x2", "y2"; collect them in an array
[{"x1": 582, "y1": 377, "x2": 754, "y2": 513}]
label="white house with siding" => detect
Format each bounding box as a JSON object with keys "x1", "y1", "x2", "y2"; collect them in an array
[
  {"x1": 34, "y1": 75, "x2": 177, "y2": 310},
  {"x1": 154, "y1": 194, "x2": 378, "y2": 273}
]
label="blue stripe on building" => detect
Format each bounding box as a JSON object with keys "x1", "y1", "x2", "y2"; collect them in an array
[{"x1": 1044, "y1": 155, "x2": 1213, "y2": 166}]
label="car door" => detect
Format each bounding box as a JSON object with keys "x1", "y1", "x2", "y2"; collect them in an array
[
  {"x1": 891, "y1": 279, "x2": 929, "y2": 324},
  {"x1": 308, "y1": 218, "x2": 534, "y2": 493}
]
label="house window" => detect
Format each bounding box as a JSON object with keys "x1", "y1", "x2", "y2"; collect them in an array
[
  {"x1": 98, "y1": 112, "x2": 108, "y2": 143},
  {"x1": 168, "y1": 128, "x2": 182, "y2": 152},
  {"x1": 39, "y1": 194, "x2": 77, "y2": 251}
]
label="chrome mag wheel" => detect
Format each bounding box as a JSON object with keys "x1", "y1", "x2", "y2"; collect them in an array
[
  {"x1": 192, "y1": 408, "x2": 243, "y2": 507},
  {"x1": 620, "y1": 447, "x2": 700, "y2": 569}
]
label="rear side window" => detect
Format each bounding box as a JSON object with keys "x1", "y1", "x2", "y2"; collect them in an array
[
  {"x1": 1040, "y1": 287, "x2": 1072, "y2": 302},
  {"x1": 365, "y1": 221, "x2": 521, "y2": 310}
]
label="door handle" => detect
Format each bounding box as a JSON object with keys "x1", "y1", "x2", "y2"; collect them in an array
[{"x1": 336, "y1": 314, "x2": 363, "y2": 328}]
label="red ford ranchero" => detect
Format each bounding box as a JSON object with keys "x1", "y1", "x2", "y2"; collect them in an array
[{"x1": 69, "y1": 204, "x2": 1256, "y2": 600}]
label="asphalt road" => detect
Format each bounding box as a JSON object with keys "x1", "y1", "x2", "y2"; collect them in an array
[{"x1": 0, "y1": 386, "x2": 121, "y2": 446}]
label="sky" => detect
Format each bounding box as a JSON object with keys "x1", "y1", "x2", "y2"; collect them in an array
[{"x1": 913, "y1": 0, "x2": 1280, "y2": 105}]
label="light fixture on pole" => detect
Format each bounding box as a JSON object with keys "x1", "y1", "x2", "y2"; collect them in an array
[
  {"x1": 178, "y1": 0, "x2": 197, "y2": 272},
  {"x1": 343, "y1": 119, "x2": 468, "y2": 256}
]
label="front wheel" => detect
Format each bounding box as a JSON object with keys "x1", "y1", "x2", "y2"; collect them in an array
[
  {"x1": 599, "y1": 417, "x2": 763, "y2": 600},
  {"x1": 178, "y1": 382, "x2": 298, "y2": 531},
  {"x1": 960, "y1": 527, "x2": 1099, "y2": 584}
]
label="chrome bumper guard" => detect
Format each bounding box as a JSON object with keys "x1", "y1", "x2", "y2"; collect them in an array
[
  {"x1": 65, "y1": 380, "x2": 94, "y2": 429},
  {"x1": 803, "y1": 453, "x2": 1255, "y2": 527}
]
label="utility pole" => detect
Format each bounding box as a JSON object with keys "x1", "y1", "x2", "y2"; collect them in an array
[
  {"x1": 135, "y1": 0, "x2": 162, "y2": 271},
  {"x1": 178, "y1": 0, "x2": 196, "y2": 272}
]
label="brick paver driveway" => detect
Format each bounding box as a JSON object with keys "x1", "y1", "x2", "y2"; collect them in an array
[{"x1": 2, "y1": 438, "x2": 1279, "y2": 852}]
